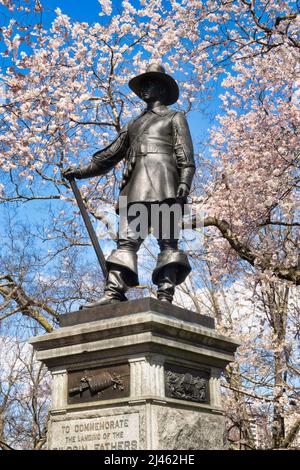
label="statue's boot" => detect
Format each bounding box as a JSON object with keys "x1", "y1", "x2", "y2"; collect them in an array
[
  {"x1": 153, "y1": 249, "x2": 192, "y2": 304},
  {"x1": 80, "y1": 269, "x2": 128, "y2": 309},
  {"x1": 156, "y1": 266, "x2": 177, "y2": 303}
]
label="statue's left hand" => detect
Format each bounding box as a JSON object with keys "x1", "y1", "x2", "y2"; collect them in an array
[{"x1": 176, "y1": 183, "x2": 190, "y2": 198}]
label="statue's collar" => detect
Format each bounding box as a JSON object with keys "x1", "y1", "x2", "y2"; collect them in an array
[{"x1": 145, "y1": 104, "x2": 174, "y2": 116}]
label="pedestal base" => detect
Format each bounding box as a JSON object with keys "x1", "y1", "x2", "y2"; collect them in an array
[
  {"x1": 29, "y1": 298, "x2": 239, "y2": 450},
  {"x1": 48, "y1": 402, "x2": 226, "y2": 450}
]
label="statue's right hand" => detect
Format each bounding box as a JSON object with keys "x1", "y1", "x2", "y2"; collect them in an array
[{"x1": 62, "y1": 167, "x2": 82, "y2": 180}]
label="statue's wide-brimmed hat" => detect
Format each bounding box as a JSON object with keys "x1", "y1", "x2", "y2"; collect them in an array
[{"x1": 129, "y1": 63, "x2": 179, "y2": 106}]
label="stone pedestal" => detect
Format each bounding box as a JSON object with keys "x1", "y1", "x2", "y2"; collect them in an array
[{"x1": 29, "y1": 298, "x2": 239, "y2": 450}]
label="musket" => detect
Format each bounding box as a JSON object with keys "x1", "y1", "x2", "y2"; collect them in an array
[{"x1": 67, "y1": 177, "x2": 108, "y2": 279}]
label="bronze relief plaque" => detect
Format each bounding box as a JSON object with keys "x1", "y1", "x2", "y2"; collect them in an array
[
  {"x1": 165, "y1": 363, "x2": 209, "y2": 404},
  {"x1": 68, "y1": 364, "x2": 130, "y2": 404}
]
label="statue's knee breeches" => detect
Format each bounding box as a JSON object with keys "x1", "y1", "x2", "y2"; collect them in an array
[
  {"x1": 152, "y1": 249, "x2": 191, "y2": 287},
  {"x1": 106, "y1": 241, "x2": 140, "y2": 287}
]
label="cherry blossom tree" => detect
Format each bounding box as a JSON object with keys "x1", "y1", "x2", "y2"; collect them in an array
[
  {"x1": 189, "y1": 2, "x2": 299, "y2": 448},
  {"x1": 0, "y1": 334, "x2": 50, "y2": 450},
  {"x1": 0, "y1": 0, "x2": 299, "y2": 449}
]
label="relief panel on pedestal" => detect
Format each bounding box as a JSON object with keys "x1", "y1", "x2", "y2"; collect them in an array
[
  {"x1": 68, "y1": 363, "x2": 130, "y2": 404},
  {"x1": 164, "y1": 363, "x2": 210, "y2": 404}
]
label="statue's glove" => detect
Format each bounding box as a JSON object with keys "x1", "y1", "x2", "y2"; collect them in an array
[
  {"x1": 62, "y1": 167, "x2": 82, "y2": 180},
  {"x1": 176, "y1": 183, "x2": 190, "y2": 198}
]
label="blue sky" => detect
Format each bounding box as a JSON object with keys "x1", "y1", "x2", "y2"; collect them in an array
[{"x1": 43, "y1": 0, "x2": 108, "y2": 23}]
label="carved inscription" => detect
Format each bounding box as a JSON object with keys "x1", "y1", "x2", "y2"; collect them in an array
[
  {"x1": 50, "y1": 414, "x2": 139, "y2": 450},
  {"x1": 165, "y1": 364, "x2": 209, "y2": 403}
]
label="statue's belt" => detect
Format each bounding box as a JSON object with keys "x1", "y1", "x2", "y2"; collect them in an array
[{"x1": 133, "y1": 142, "x2": 173, "y2": 155}]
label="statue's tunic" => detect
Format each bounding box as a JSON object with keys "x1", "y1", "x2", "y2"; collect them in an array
[{"x1": 79, "y1": 105, "x2": 195, "y2": 204}]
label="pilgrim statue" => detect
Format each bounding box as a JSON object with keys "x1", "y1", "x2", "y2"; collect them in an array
[{"x1": 63, "y1": 64, "x2": 195, "y2": 307}]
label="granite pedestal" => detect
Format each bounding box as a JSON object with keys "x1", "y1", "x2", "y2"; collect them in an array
[{"x1": 29, "y1": 298, "x2": 239, "y2": 450}]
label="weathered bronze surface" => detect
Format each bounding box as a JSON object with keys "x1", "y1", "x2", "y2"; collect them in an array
[
  {"x1": 165, "y1": 363, "x2": 209, "y2": 404},
  {"x1": 68, "y1": 364, "x2": 130, "y2": 404},
  {"x1": 63, "y1": 63, "x2": 196, "y2": 309}
]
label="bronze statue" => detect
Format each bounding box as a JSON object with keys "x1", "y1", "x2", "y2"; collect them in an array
[{"x1": 63, "y1": 63, "x2": 195, "y2": 308}]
